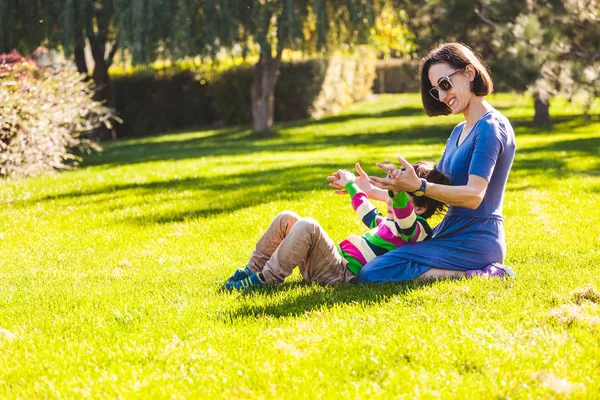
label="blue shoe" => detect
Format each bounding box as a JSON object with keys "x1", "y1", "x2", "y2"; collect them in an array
[
  {"x1": 467, "y1": 262, "x2": 516, "y2": 278},
  {"x1": 224, "y1": 272, "x2": 267, "y2": 291},
  {"x1": 226, "y1": 267, "x2": 253, "y2": 283}
]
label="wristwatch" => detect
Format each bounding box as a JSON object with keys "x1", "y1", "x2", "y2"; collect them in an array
[{"x1": 413, "y1": 179, "x2": 427, "y2": 197}]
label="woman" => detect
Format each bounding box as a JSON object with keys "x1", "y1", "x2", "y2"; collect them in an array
[{"x1": 335, "y1": 43, "x2": 516, "y2": 282}]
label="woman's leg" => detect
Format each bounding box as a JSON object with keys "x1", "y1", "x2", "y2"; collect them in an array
[
  {"x1": 418, "y1": 268, "x2": 466, "y2": 280},
  {"x1": 359, "y1": 237, "x2": 500, "y2": 283},
  {"x1": 358, "y1": 250, "x2": 431, "y2": 283},
  {"x1": 246, "y1": 211, "x2": 300, "y2": 273},
  {"x1": 262, "y1": 217, "x2": 353, "y2": 285}
]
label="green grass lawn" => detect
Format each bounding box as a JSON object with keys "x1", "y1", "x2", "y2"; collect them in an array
[{"x1": 1, "y1": 93, "x2": 599, "y2": 398}]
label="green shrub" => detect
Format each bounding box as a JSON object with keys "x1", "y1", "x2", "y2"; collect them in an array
[
  {"x1": 209, "y1": 59, "x2": 329, "y2": 125},
  {"x1": 209, "y1": 65, "x2": 253, "y2": 125},
  {"x1": 111, "y1": 51, "x2": 377, "y2": 135},
  {"x1": 112, "y1": 69, "x2": 213, "y2": 137},
  {"x1": 210, "y1": 50, "x2": 377, "y2": 124},
  {"x1": 0, "y1": 62, "x2": 113, "y2": 178},
  {"x1": 274, "y1": 60, "x2": 328, "y2": 121}
]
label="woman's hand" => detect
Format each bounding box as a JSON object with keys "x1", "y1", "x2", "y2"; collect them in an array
[
  {"x1": 369, "y1": 155, "x2": 422, "y2": 193},
  {"x1": 328, "y1": 163, "x2": 388, "y2": 201}
]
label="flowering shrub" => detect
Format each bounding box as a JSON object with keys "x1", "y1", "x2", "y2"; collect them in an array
[{"x1": 0, "y1": 57, "x2": 115, "y2": 178}]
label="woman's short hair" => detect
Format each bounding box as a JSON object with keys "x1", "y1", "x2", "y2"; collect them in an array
[{"x1": 419, "y1": 43, "x2": 494, "y2": 116}]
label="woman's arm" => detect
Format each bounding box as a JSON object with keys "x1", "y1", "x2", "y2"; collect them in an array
[
  {"x1": 418, "y1": 175, "x2": 488, "y2": 210},
  {"x1": 370, "y1": 156, "x2": 489, "y2": 210}
]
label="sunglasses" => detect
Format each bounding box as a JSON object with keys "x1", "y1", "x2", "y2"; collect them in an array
[{"x1": 428, "y1": 67, "x2": 466, "y2": 101}]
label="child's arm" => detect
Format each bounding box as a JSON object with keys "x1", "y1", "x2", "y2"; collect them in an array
[
  {"x1": 345, "y1": 181, "x2": 384, "y2": 229},
  {"x1": 388, "y1": 191, "x2": 429, "y2": 243},
  {"x1": 334, "y1": 169, "x2": 384, "y2": 229}
]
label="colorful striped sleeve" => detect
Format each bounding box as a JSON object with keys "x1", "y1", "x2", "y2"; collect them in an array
[
  {"x1": 386, "y1": 191, "x2": 426, "y2": 243},
  {"x1": 345, "y1": 182, "x2": 384, "y2": 229}
]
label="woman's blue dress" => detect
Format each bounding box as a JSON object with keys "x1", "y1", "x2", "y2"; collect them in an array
[{"x1": 359, "y1": 110, "x2": 516, "y2": 282}]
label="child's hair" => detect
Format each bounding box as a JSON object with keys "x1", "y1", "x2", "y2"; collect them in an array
[{"x1": 410, "y1": 161, "x2": 451, "y2": 219}]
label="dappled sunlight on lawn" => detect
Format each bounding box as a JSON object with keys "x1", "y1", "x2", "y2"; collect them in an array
[{"x1": 1, "y1": 94, "x2": 599, "y2": 398}]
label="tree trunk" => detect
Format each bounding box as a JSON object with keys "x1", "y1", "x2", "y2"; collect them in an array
[
  {"x1": 91, "y1": 55, "x2": 112, "y2": 106},
  {"x1": 90, "y1": 42, "x2": 117, "y2": 140},
  {"x1": 251, "y1": 49, "x2": 281, "y2": 135},
  {"x1": 74, "y1": 44, "x2": 88, "y2": 75},
  {"x1": 533, "y1": 93, "x2": 550, "y2": 126}
]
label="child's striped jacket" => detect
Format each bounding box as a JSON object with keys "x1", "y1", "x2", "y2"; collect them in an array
[{"x1": 337, "y1": 182, "x2": 432, "y2": 276}]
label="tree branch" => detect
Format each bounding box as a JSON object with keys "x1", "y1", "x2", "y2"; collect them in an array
[{"x1": 474, "y1": 2, "x2": 515, "y2": 39}]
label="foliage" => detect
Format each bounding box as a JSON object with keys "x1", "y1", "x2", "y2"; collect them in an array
[
  {"x1": 369, "y1": 2, "x2": 415, "y2": 58},
  {"x1": 393, "y1": 0, "x2": 600, "y2": 122},
  {"x1": 274, "y1": 59, "x2": 328, "y2": 121},
  {"x1": 0, "y1": 61, "x2": 114, "y2": 178},
  {"x1": 112, "y1": 51, "x2": 376, "y2": 135},
  {"x1": 0, "y1": 1, "x2": 402, "y2": 133},
  {"x1": 0, "y1": 94, "x2": 599, "y2": 397},
  {"x1": 112, "y1": 69, "x2": 213, "y2": 137}
]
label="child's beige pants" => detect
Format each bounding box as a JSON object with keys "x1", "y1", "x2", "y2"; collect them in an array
[{"x1": 246, "y1": 211, "x2": 358, "y2": 285}]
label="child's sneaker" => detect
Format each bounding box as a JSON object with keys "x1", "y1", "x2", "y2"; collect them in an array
[
  {"x1": 467, "y1": 262, "x2": 516, "y2": 278},
  {"x1": 224, "y1": 272, "x2": 267, "y2": 291},
  {"x1": 226, "y1": 267, "x2": 253, "y2": 282}
]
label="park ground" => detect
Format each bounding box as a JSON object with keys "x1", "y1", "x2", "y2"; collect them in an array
[{"x1": 1, "y1": 93, "x2": 599, "y2": 398}]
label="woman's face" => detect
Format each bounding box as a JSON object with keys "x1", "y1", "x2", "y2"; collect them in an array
[{"x1": 428, "y1": 62, "x2": 474, "y2": 115}]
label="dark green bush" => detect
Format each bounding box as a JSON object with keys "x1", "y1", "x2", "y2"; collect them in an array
[
  {"x1": 209, "y1": 66, "x2": 253, "y2": 125},
  {"x1": 111, "y1": 51, "x2": 377, "y2": 136},
  {"x1": 112, "y1": 69, "x2": 213, "y2": 137},
  {"x1": 274, "y1": 60, "x2": 328, "y2": 121},
  {"x1": 209, "y1": 59, "x2": 329, "y2": 125}
]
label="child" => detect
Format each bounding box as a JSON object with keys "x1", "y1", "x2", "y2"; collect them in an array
[{"x1": 224, "y1": 161, "x2": 451, "y2": 290}]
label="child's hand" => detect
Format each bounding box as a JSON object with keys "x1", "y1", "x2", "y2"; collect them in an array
[
  {"x1": 335, "y1": 169, "x2": 356, "y2": 187},
  {"x1": 387, "y1": 165, "x2": 405, "y2": 180}
]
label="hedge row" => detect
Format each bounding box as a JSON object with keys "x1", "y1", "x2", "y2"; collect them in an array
[{"x1": 112, "y1": 50, "x2": 376, "y2": 137}]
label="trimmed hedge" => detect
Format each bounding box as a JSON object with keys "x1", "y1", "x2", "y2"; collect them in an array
[
  {"x1": 210, "y1": 59, "x2": 329, "y2": 125},
  {"x1": 111, "y1": 50, "x2": 376, "y2": 137},
  {"x1": 112, "y1": 70, "x2": 213, "y2": 137}
]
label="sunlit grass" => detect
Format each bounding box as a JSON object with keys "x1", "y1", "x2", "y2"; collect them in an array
[{"x1": 0, "y1": 94, "x2": 599, "y2": 398}]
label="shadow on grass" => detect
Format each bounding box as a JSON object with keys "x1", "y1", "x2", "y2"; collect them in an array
[
  {"x1": 510, "y1": 134, "x2": 600, "y2": 179},
  {"x1": 84, "y1": 123, "x2": 449, "y2": 168},
  {"x1": 84, "y1": 104, "x2": 599, "y2": 170},
  {"x1": 510, "y1": 113, "x2": 600, "y2": 134},
  {"x1": 29, "y1": 160, "x2": 468, "y2": 225},
  {"x1": 25, "y1": 110, "x2": 597, "y2": 225},
  {"x1": 42, "y1": 104, "x2": 598, "y2": 226},
  {"x1": 224, "y1": 280, "x2": 438, "y2": 319},
  {"x1": 281, "y1": 105, "x2": 427, "y2": 127}
]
